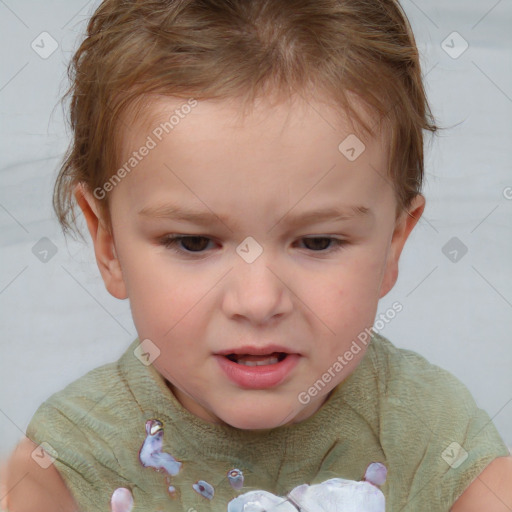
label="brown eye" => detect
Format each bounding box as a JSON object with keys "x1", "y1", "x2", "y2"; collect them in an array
[
  {"x1": 299, "y1": 237, "x2": 345, "y2": 252},
  {"x1": 161, "y1": 236, "x2": 213, "y2": 253}
]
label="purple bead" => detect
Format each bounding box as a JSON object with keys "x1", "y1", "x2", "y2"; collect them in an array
[{"x1": 364, "y1": 462, "x2": 387, "y2": 486}]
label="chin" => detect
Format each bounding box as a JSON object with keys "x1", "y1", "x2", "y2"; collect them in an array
[
  {"x1": 218, "y1": 404, "x2": 301, "y2": 430},
  {"x1": 225, "y1": 416, "x2": 291, "y2": 430}
]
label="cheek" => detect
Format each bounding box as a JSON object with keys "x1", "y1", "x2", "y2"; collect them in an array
[
  {"x1": 316, "y1": 252, "x2": 384, "y2": 304},
  {"x1": 119, "y1": 248, "x2": 207, "y2": 340},
  {"x1": 299, "y1": 254, "x2": 385, "y2": 338}
]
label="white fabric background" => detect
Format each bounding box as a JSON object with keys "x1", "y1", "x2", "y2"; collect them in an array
[{"x1": 1, "y1": 0, "x2": 511, "y2": 461}]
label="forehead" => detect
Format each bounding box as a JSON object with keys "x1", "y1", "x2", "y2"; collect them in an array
[
  {"x1": 112, "y1": 92, "x2": 394, "y2": 223},
  {"x1": 120, "y1": 90, "x2": 387, "y2": 157}
]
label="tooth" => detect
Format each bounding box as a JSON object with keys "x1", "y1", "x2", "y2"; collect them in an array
[{"x1": 238, "y1": 357, "x2": 279, "y2": 366}]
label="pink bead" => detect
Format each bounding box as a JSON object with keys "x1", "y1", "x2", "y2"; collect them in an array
[{"x1": 111, "y1": 487, "x2": 134, "y2": 512}]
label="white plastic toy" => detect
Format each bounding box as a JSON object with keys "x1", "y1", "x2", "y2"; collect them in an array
[{"x1": 228, "y1": 462, "x2": 387, "y2": 512}]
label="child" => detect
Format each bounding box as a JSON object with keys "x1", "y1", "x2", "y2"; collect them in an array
[{"x1": 1, "y1": 0, "x2": 511, "y2": 510}]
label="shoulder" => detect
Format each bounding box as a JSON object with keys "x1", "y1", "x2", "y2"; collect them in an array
[
  {"x1": 28, "y1": 340, "x2": 143, "y2": 436},
  {"x1": 26, "y1": 356, "x2": 130, "y2": 443},
  {"x1": 0, "y1": 356, "x2": 130, "y2": 512},
  {"x1": 368, "y1": 331, "x2": 453, "y2": 377},
  {"x1": 368, "y1": 331, "x2": 506, "y2": 447},
  {"x1": 366, "y1": 333, "x2": 509, "y2": 510},
  {"x1": 367, "y1": 332, "x2": 475, "y2": 406},
  {"x1": 331, "y1": 332, "x2": 475, "y2": 442},
  {"x1": 21, "y1": 341, "x2": 152, "y2": 510},
  {"x1": 25, "y1": 340, "x2": 149, "y2": 452}
]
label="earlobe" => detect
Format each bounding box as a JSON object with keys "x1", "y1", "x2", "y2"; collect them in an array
[
  {"x1": 379, "y1": 194, "x2": 426, "y2": 298},
  {"x1": 73, "y1": 184, "x2": 128, "y2": 300}
]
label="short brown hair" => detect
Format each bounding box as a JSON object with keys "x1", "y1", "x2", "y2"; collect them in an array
[{"x1": 54, "y1": 0, "x2": 438, "y2": 237}]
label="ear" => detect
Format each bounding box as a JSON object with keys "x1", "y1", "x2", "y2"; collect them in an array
[
  {"x1": 379, "y1": 194, "x2": 425, "y2": 298},
  {"x1": 73, "y1": 184, "x2": 128, "y2": 300}
]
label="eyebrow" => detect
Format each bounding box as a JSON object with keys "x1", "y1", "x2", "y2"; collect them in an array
[{"x1": 138, "y1": 203, "x2": 372, "y2": 229}]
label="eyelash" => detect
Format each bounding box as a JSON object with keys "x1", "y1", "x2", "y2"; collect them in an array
[{"x1": 159, "y1": 235, "x2": 347, "y2": 256}]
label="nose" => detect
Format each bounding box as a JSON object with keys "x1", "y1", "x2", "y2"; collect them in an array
[{"x1": 221, "y1": 247, "x2": 293, "y2": 325}]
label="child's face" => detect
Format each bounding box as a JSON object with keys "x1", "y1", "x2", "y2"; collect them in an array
[{"x1": 79, "y1": 93, "x2": 423, "y2": 429}]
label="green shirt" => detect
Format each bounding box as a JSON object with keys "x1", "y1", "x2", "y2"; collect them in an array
[{"x1": 22, "y1": 333, "x2": 508, "y2": 511}]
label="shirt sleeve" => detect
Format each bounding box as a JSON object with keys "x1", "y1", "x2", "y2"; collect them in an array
[
  {"x1": 377, "y1": 344, "x2": 510, "y2": 511},
  {"x1": 24, "y1": 380, "x2": 174, "y2": 512},
  {"x1": 25, "y1": 400, "x2": 130, "y2": 512}
]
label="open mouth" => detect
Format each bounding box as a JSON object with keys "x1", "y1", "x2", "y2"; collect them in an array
[
  {"x1": 225, "y1": 352, "x2": 288, "y2": 366},
  {"x1": 216, "y1": 350, "x2": 300, "y2": 388}
]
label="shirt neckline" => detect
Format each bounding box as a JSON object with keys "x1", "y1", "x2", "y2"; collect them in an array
[{"x1": 118, "y1": 336, "x2": 377, "y2": 456}]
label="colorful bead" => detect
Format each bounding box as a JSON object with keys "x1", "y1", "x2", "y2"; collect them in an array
[
  {"x1": 193, "y1": 480, "x2": 215, "y2": 500},
  {"x1": 364, "y1": 462, "x2": 387, "y2": 486},
  {"x1": 227, "y1": 468, "x2": 244, "y2": 490},
  {"x1": 139, "y1": 419, "x2": 182, "y2": 476},
  {"x1": 110, "y1": 487, "x2": 134, "y2": 512}
]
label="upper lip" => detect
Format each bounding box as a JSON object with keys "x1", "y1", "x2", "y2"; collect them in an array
[{"x1": 215, "y1": 345, "x2": 299, "y2": 356}]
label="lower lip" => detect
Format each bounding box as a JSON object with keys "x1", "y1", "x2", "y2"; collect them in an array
[{"x1": 214, "y1": 354, "x2": 301, "y2": 389}]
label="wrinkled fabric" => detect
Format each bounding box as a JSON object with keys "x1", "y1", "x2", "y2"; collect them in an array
[{"x1": 22, "y1": 333, "x2": 508, "y2": 511}]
